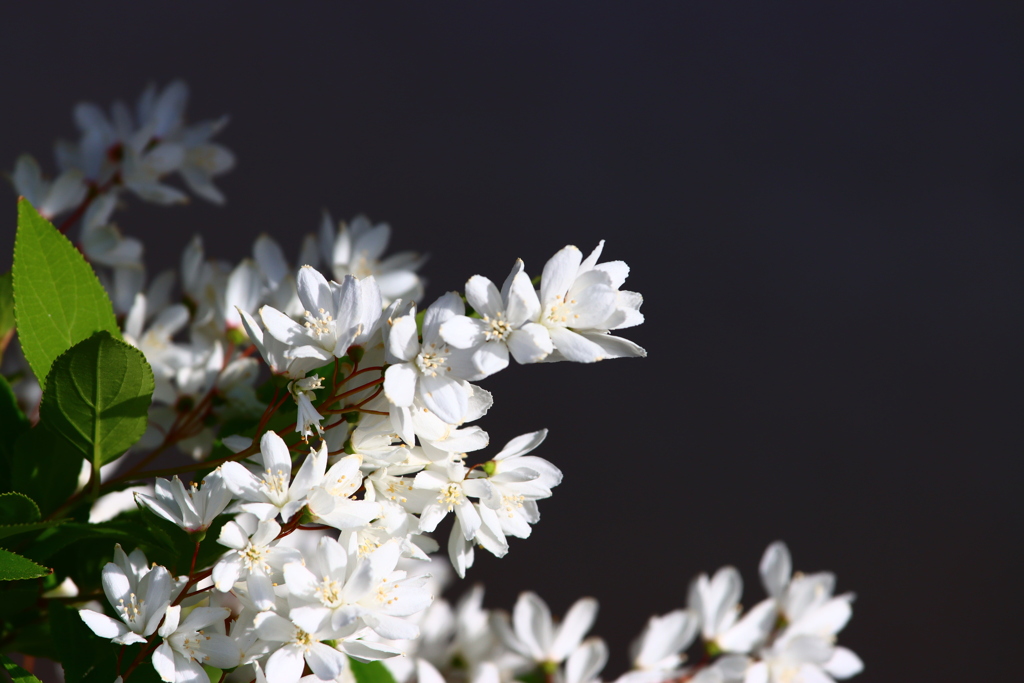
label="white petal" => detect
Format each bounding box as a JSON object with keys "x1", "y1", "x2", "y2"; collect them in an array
[
  {"x1": 306, "y1": 642, "x2": 348, "y2": 681},
  {"x1": 440, "y1": 316, "x2": 486, "y2": 349},
  {"x1": 384, "y1": 363, "x2": 417, "y2": 407},
  {"x1": 759, "y1": 541, "x2": 791, "y2": 599},
  {"x1": 824, "y1": 647, "x2": 864, "y2": 679},
  {"x1": 386, "y1": 315, "x2": 420, "y2": 363},
  {"x1": 418, "y1": 373, "x2": 468, "y2": 424},
  {"x1": 464, "y1": 275, "x2": 502, "y2": 318},
  {"x1": 717, "y1": 599, "x2": 776, "y2": 654},
  {"x1": 565, "y1": 638, "x2": 608, "y2": 683},
  {"x1": 494, "y1": 429, "x2": 548, "y2": 460},
  {"x1": 78, "y1": 610, "x2": 129, "y2": 640},
  {"x1": 551, "y1": 597, "x2": 599, "y2": 661},
  {"x1": 506, "y1": 269, "x2": 541, "y2": 326},
  {"x1": 212, "y1": 553, "x2": 243, "y2": 591},
  {"x1": 540, "y1": 245, "x2": 582, "y2": 305},
  {"x1": 507, "y1": 324, "x2": 553, "y2": 364},
  {"x1": 151, "y1": 641, "x2": 177, "y2": 682},
  {"x1": 547, "y1": 327, "x2": 606, "y2": 363},
  {"x1": 266, "y1": 644, "x2": 305, "y2": 683},
  {"x1": 513, "y1": 592, "x2": 554, "y2": 661}
]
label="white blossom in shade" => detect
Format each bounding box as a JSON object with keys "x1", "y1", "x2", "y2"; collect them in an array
[
  {"x1": 135, "y1": 468, "x2": 232, "y2": 533},
  {"x1": 78, "y1": 545, "x2": 179, "y2": 645},
  {"x1": 472, "y1": 430, "x2": 562, "y2": 540},
  {"x1": 222, "y1": 258, "x2": 265, "y2": 331},
  {"x1": 212, "y1": 513, "x2": 301, "y2": 609},
  {"x1": 254, "y1": 234, "x2": 303, "y2": 318},
  {"x1": 120, "y1": 140, "x2": 189, "y2": 205},
  {"x1": 744, "y1": 635, "x2": 863, "y2": 683},
  {"x1": 688, "y1": 567, "x2": 777, "y2": 655},
  {"x1": 78, "y1": 194, "x2": 144, "y2": 269},
  {"x1": 535, "y1": 243, "x2": 646, "y2": 363},
  {"x1": 221, "y1": 432, "x2": 327, "y2": 522},
  {"x1": 152, "y1": 604, "x2": 243, "y2": 683},
  {"x1": 754, "y1": 590, "x2": 859, "y2": 683},
  {"x1": 759, "y1": 541, "x2": 843, "y2": 625},
  {"x1": 412, "y1": 460, "x2": 496, "y2": 541},
  {"x1": 172, "y1": 115, "x2": 236, "y2": 205},
  {"x1": 321, "y1": 212, "x2": 427, "y2": 304},
  {"x1": 440, "y1": 260, "x2": 554, "y2": 377},
  {"x1": 290, "y1": 375, "x2": 326, "y2": 441},
  {"x1": 384, "y1": 293, "x2": 478, "y2": 427},
  {"x1": 254, "y1": 611, "x2": 352, "y2": 683},
  {"x1": 690, "y1": 655, "x2": 752, "y2": 683},
  {"x1": 566, "y1": 638, "x2": 609, "y2": 683},
  {"x1": 63, "y1": 80, "x2": 234, "y2": 204},
  {"x1": 618, "y1": 610, "x2": 700, "y2": 683},
  {"x1": 499, "y1": 592, "x2": 599, "y2": 668},
  {"x1": 11, "y1": 154, "x2": 86, "y2": 219},
  {"x1": 306, "y1": 454, "x2": 381, "y2": 531}
]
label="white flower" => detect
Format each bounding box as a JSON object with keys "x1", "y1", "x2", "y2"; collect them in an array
[
  {"x1": 350, "y1": 540, "x2": 434, "y2": 640},
  {"x1": 688, "y1": 567, "x2": 776, "y2": 655},
  {"x1": 384, "y1": 293, "x2": 478, "y2": 426},
  {"x1": 412, "y1": 460, "x2": 495, "y2": 541},
  {"x1": 221, "y1": 432, "x2": 327, "y2": 522},
  {"x1": 441, "y1": 260, "x2": 554, "y2": 377},
  {"x1": 254, "y1": 611, "x2": 352, "y2": 683},
  {"x1": 63, "y1": 80, "x2": 233, "y2": 204},
  {"x1": 498, "y1": 592, "x2": 599, "y2": 668},
  {"x1": 283, "y1": 535, "x2": 369, "y2": 634},
  {"x1": 12, "y1": 154, "x2": 86, "y2": 219},
  {"x1": 306, "y1": 454, "x2": 380, "y2": 531},
  {"x1": 78, "y1": 545, "x2": 179, "y2": 645},
  {"x1": 152, "y1": 605, "x2": 242, "y2": 683},
  {"x1": 619, "y1": 610, "x2": 699, "y2": 683},
  {"x1": 261, "y1": 267, "x2": 378, "y2": 366},
  {"x1": 321, "y1": 212, "x2": 426, "y2": 304},
  {"x1": 744, "y1": 637, "x2": 862, "y2": 683},
  {"x1": 79, "y1": 193, "x2": 144, "y2": 269},
  {"x1": 212, "y1": 513, "x2": 301, "y2": 609},
  {"x1": 135, "y1": 468, "x2": 232, "y2": 533},
  {"x1": 536, "y1": 243, "x2": 646, "y2": 363},
  {"x1": 172, "y1": 115, "x2": 235, "y2": 205},
  {"x1": 473, "y1": 430, "x2": 562, "y2": 540},
  {"x1": 290, "y1": 375, "x2": 326, "y2": 441},
  {"x1": 759, "y1": 541, "x2": 842, "y2": 624}
]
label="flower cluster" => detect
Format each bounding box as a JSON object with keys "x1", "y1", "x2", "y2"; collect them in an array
[
  {"x1": 386, "y1": 542, "x2": 862, "y2": 683},
  {"x1": 2, "y1": 81, "x2": 863, "y2": 683}
]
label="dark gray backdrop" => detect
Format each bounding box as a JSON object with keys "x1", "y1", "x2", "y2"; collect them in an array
[{"x1": 2, "y1": 3, "x2": 1022, "y2": 681}]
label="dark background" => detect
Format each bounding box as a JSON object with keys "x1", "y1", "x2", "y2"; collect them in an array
[{"x1": 2, "y1": 2, "x2": 1022, "y2": 680}]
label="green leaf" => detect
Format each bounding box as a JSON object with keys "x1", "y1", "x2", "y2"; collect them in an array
[
  {"x1": 39, "y1": 331, "x2": 154, "y2": 468},
  {"x1": 0, "y1": 271, "x2": 14, "y2": 339},
  {"x1": 0, "y1": 492, "x2": 40, "y2": 523},
  {"x1": 0, "y1": 653, "x2": 43, "y2": 683},
  {"x1": 11, "y1": 199, "x2": 119, "y2": 387},
  {"x1": 0, "y1": 520, "x2": 66, "y2": 542},
  {"x1": 0, "y1": 547, "x2": 50, "y2": 580},
  {"x1": 350, "y1": 659, "x2": 398, "y2": 683},
  {"x1": 10, "y1": 423, "x2": 84, "y2": 517},
  {"x1": 50, "y1": 602, "x2": 118, "y2": 683}
]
